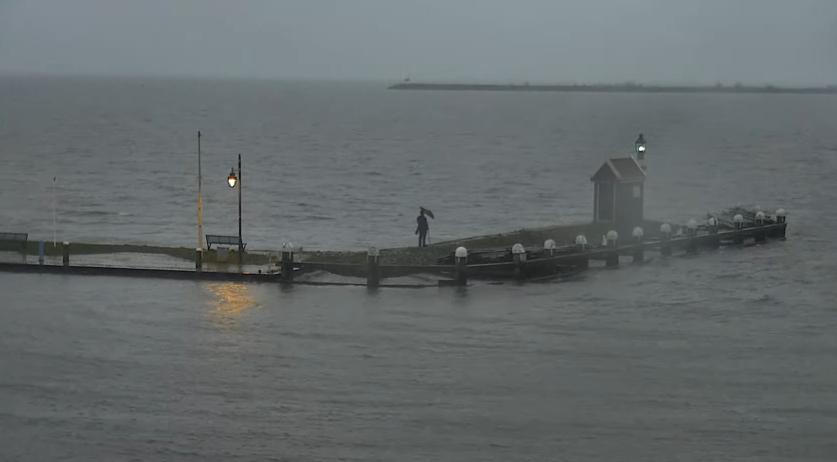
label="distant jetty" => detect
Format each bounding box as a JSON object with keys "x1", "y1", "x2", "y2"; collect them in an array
[{"x1": 389, "y1": 82, "x2": 837, "y2": 95}]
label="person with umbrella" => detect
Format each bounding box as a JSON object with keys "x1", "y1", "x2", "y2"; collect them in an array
[{"x1": 415, "y1": 207, "x2": 434, "y2": 247}]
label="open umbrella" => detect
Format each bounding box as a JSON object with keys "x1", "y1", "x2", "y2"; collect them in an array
[{"x1": 420, "y1": 207, "x2": 435, "y2": 219}]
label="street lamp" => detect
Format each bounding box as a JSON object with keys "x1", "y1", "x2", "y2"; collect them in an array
[
  {"x1": 227, "y1": 154, "x2": 243, "y2": 266},
  {"x1": 634, "y1": 133, "x2": 647, "y2": 170},
  {"x1": 227, "y1": 168, "x2": 237, "y2": 188}
]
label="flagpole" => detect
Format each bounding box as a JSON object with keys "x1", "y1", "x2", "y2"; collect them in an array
[
  {"x1": 52, "y1": 176, "x2": 57, "y2": 247},
  {"x1": 197, "y1": 131, "x2": 205, "y2": 251}
]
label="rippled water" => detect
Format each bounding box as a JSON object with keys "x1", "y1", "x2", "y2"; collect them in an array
[{"x1": 1, "y1": 76, "x2": 836, "y2": 460}]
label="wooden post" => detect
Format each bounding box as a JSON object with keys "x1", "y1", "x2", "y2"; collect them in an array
[
  {"x1": 606, "y1": 231, "x2": 618, "y2": 267},
  {"x1": 512, "y1": 243, "x2": 526, "y2": 280},
  {"x1": 632, "y1": 227, "x2": 644, "y2": 263},
  {"x1": 366, "y1": 247, "x2": 380, "y2": 288},
  {"x1": 281, "y1": 244, "x2": 294, "y2": 282},
  {"x1": 454, "y1": 246, "x2": 468, "y2": 286},
  {"x1": 62, "y1": 241, "x2": 70, "y2": 267},
  {"x1": 660, "y1": 223, "x2": 672, "y2": 256},
  {"x1": 195, "y1": 248, "x2": 203, "y2": 272}
]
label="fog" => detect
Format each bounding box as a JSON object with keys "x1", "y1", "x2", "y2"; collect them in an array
[{"x1": 1, "y1": 0, "x2": 835, "y2": 84}]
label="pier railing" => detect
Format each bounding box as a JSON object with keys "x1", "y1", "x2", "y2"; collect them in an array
[{"x1": 0, "y1": 220, "x2": 787, "y2": 288}]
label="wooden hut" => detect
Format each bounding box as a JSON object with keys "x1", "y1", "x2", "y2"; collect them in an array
[{"x1": 591, "y1": 157, "x2": 646, "y2": 234}]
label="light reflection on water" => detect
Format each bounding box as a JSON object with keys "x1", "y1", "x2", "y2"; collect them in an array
[{"x1": 206, "y1": 282, "x2": 260, "y2": 326}]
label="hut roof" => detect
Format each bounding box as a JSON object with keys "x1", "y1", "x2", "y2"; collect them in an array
[{"x1": 591, "y1": 157, "x2": 646, "y2": 183}]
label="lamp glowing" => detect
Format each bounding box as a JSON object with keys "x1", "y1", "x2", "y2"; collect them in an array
[
  {"x1": 227, "y1": 168, "x2": 238, "y2": 188},
  {"x1": 635, "y1": 134, "x2": 647, "y2": 155}
]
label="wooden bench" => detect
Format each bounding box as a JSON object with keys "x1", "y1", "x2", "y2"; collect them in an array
[
  {"x1": 205, "y1": 234, "x2": 246, "y2": 250},
  {"x1": 0, "y1": 232, "x2": 28, "y2": 250}
]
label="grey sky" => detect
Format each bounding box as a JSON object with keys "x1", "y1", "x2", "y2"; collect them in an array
[{"x1": 1, "y1": 0, "x2": 835, "y2": 84}]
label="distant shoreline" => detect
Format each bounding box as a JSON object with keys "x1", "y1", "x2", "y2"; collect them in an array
[{"x1": 389, "y1": 82, "x2": 837, "y2": 95}]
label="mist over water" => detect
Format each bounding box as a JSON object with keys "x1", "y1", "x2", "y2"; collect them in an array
[{"x1": 2, "y1": 76, "x2": 837, "y2": 460}]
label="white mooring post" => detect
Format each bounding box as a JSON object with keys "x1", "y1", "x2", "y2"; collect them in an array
[
  {"x1": 544, "y1": 239, "x2": 556, "y2": 257},
  {"x1": 575, "y1": 234, "x2": 589, "y2": 269},
  {"x1": 754, "y1": 211, "x2": 767, "y2": 242},
  {"x1": 776, "y1": 209, "x2": 787, "y2": 239},
  {"x1": 686, "y1": 219, "x2": 698, "y2": 254},
  {"x1": 606, "y1": 230, "x2": 619, "y2": 267},
  {"x1": 454, "y1": 246, "x2": 468, "y2": 286},
  {"x1": 660, "y1": 223, "x2": 672, "y2": 256},
  {"x1": 632, "y1": 226, "x2": 644, "y2": 263},
  {"x1": 707, "y1": 217, "x2": 720, "y2": 248},
  {"x1": 733, "y1": 214, "x2": 745, "y2": 244},
  {"x1": 512, "y1": 243, "x2": 526, "y2": 280}
]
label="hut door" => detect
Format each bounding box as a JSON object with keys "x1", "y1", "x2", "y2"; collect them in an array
[{"x1": 597, "y1": 182, "x2": 614, "y2": 222}]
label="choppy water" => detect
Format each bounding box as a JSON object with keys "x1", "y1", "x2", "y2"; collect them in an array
[{"x1": 1, "y1": 76, "x2": 837, "y2": 460}]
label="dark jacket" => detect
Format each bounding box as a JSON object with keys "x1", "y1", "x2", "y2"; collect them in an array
[{"x1": 416, "y1": 215, "x2": 429, "y2": 234}]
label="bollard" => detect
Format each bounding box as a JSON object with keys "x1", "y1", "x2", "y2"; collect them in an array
[
  {"x1": 544, "y1": 239, "x2": 556, "y2": 257},
  {"x1": 686, "y1": 219, "x2": 698, "y2": 254},
  {"x1": 38, "y1": 240, "x2": 45, "y2": 265},
  {"x1": 707, "y1": 216, "x2": 718, "y2": 233},
  {"x1": 195, "y1": 248, "x2": 203, "y2": 272},
  {"x1": 632, "y1": 227, "x2": 644, "y2": 263},
  {"x1": 574, "y1": 235, "x2": 589, "y2": 269},
  {"x1": 281, "y1": 243, "x2": 294, "y2": 282},
  {"x1": 754, "y1": 211, "x2": 767, "y2": 242},
  {"x1": 733, "y1": 214, "x2": 745, "y2": 244},
  {"x1": 366, "y1": 247, "x2": 380, "y2": 288},
  {"x1": 707, "y1": 217, "x2": 720, "y2": 248},
  {"x1": 776, "y1": 209, "x2": 787, "y2": 239},
  {"x1": 454, "y1": 246, "x2": 468, "y2": 286},
  {"x1": 659, "y1": 223, "x2": 672, "y2": 256},
  {"x1": 512, "y1": 243, "x2": 526, "y2": 280},
  {"x1": 606, "y1": 230, "x2": 619, "y2": 267},
  {"x1": 62, "y1": 241, "x2": 70, "y2": 267},
  {"x1": 775, "y1": 208, "x2": 786, "y2": 224}
]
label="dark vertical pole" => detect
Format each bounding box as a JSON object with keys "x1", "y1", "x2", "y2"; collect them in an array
[
  {"x1": 238, "y1": 153, "x2": 243, "y2": 266},
  {"x1": 62, "y1": 241, "x2": 70, "y2": 267},
  {"x1": 281, "y1": 247, "x2": 294, "y2": 282},
  {"x1": 366, "y1": 248, "x2": 380, "y2": 288},
  {"x1": 197, "y1": 131, "x2": 203, "y2": 252}
]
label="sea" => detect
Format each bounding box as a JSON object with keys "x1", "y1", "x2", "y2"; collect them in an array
[{"x1": 1, "y1": 75, "x2": 836, "y2": 461}]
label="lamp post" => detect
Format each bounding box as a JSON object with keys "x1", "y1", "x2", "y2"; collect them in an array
[
  {"x1": 227, "y1": 154, "x2": 243, "y2": 266},
  {"x1": 634, "y1": 133, "x2": 647, "y2": 170}
]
